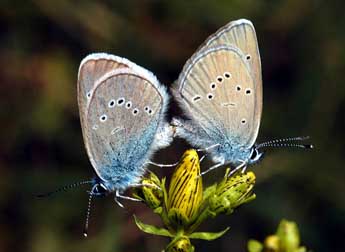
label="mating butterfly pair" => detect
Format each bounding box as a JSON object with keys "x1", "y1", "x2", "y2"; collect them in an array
[
  {"x1": 79, "y1": 19, "x2": 262, "y2": 200},
  {"x1": 77, "y1": 19, "x2": 311, "y2": 215}
]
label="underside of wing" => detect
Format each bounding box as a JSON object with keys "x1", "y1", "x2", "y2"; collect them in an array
[
  {"x1": 197, "y1": 19, "x2": 262, "y2": 136},
  {"x1": 200, "y1": 19, "x2": 262, "y2": 84},
  {"x1": 84, "y1": 69, "x2": 165, "y2": 183},
  {"x1": 78, "y1": 53, "x2": 131, "y2": 126},
  {"x1": 175, "y1": 45, "x2": 259, "y2": 148}
]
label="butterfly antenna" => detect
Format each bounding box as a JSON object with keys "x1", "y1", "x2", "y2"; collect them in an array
[
  {"x1": 36, "y1": 180, "x2": 93, "y2": 198},
  {"x1": 83, "y1": 184, "x2": 97, "y2": 237},
  {"x1": 257, "y1": 136, "x2": 313, "y2": 150}
]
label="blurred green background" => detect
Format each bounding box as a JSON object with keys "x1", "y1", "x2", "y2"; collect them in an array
[{"x1": 1, "y1": 1, "x2": 344, "y2": 251}]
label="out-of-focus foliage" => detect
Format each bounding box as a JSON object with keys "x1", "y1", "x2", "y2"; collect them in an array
[
  {"x1": 0, "y1": 1, "x2": 345, "y2": 252},
  {"x1": 248, "y1": 219, "x2": 307, "y2": 252}
]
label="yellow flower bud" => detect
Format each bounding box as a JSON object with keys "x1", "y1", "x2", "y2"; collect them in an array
[
  {"x1": 167, "y1": 149, "x2": 203, "y2": 228},
  {"x1": 209, "y1": 169, "x2": 256, "y2": 216},
  {"x1": 133, "y1": 172, "x2": 163, "y2": 212}
]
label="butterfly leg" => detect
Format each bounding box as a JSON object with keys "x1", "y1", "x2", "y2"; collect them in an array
[
  {"x1": 199, "y1": 161, "x2": 225, "y2": 177},
  {"x1": 228, "y1": 160, "x2": 247, "y2": 177},
  {"x1": 114, "y1": 190, "x2": 141, "y2": 208},
  {"x1": 196, "y1": 143, "x2": 221, "y2": 152},
  {"x1": 146, "y1": 160, "x2": 179, "y2": 168},
  {"x1": 199, "y1": 153, "x2": 208, "y2": 163},
  {"x1": 130, "y1": 182, "x2": 162, "y2": 191}
]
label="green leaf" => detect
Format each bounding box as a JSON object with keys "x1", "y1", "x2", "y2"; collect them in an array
[
  {"x1": 134, "y1": 215, "x2": 173, "y2": 237},
  {"x1": 247, "y1": 239, "x2": 263, "y2": 252},
  {"x1": 188, "y1": 227, "x2": 230, "y2": 240}
]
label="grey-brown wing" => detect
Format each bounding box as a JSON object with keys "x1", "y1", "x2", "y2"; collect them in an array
[
  {"x1": 175, "y1": 45, "x2": 258, "y2": 148},
  {"x1": 77, "y1": 53, "x2": 130, "y2": 129},
  {"x1": 84, "y1": 69, "x2": 164, "y2": 182}
]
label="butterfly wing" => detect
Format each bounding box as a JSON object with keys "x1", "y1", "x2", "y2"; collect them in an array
[
  {"x1": 77, "y1": 53, "x2": 133, "y2": 128},
  {"x1": 83, "y1": 68, "x2": 168, "y2": 191},
  {"x1": 199, "y1": 19, "x2": 262, "y2": 139},
  {"x1": 174, "y1": 19, "x2": 262, "y2": 149},
  {"x1": 174, "y1": 45, "x2": 257, "y2": 149}
]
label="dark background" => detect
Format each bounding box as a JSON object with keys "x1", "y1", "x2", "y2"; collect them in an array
[{"x1": 1, "y1": 1, "x2": 344, "y2": 251}]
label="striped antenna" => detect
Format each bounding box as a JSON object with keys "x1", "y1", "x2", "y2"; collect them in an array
[
  {"x1": 36, "y1": 180, "x2": 94, "y2": 198},
  {"x1": 256, "y1": 136, "x2": 313, "y2": 150}
]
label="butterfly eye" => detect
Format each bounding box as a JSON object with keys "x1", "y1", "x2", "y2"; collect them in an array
[
  {"x1": 100, "y1": 114, "x2": 107, "y2": 122},
  {"x1": 108, "y1": 99, "x2": 116, "y2": 108},
  {"x1": 250, "y1": 149, "x2": 257, "y2": 160}
]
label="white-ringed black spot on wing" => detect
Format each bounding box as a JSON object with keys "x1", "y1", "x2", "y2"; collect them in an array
[
  {"x1": 192, "y1": 95, "x2": 202, "y2": 102},
  {"x1": 108, "y1": 99, "x2": 116, "y2": 108},
  {"x1": 132, "y1": 108, "x2": 139, "y2": 116},
  {"x1": 217, "y1": 76, "x2": 223, "y2": 82},
  {"x1": 245, "y1": 88, "x2": 252, "y2": 95},
  {"x1": 246, "y1": 54, "x2": 251, "y2": 60},
  {"x1": 117, "y1": 97, "x2": 125, "y2": 106},
  {"x1": 100, "y1": 114, "x2": 107, "y2": 122},
  {"x1": 148, "y1": 109, "x2": 153, "y2": 115},
  {"x1": 236, "y1": 85, "x2": 241, "y2": 91},
  {"x1": 241, "y1": 118, "x2": 247, "y2": 125},
  {"x1": 207, "y1": 93, "x2": 214, "y2": 100},
  {"x1": 210, "y1": 83, "x2": 216, "y2": 90},
  {"x1": 125, "y1": 101, "x2": 132, "y2": 109},
  {"x1": 224, "y1": 72, "x2": 231, "y2": 79},
  {"x1": 86, "y1": 91, "x2": 92, "y2": 99}
]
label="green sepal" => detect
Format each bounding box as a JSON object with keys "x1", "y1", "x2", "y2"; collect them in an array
[
  {"x1": 134, "y1": 215, "x2": 173, "y2": 237},
  {"x1": 188, "y1": 227, "x2": 230, "y2": 240},
  {"x1": 247, "y1": 239, "x2": 263, "y2": 252}
]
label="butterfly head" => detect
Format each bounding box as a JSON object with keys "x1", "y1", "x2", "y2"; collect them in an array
[
  {"x1": 248, "y1": 147, "x2": 265, "y2": 165},
  {"x1": 92, "y1": 181, "x2": 110, "y2": 197}
]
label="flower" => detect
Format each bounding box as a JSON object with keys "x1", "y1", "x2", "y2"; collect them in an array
[
  {"x1": 133, "y1": 171, "x2": 164, "y2": 213},
  {"x1": 133, "y1": 150, "x2": 257, "y2": 252},
  {"x1": 208, "y1": 168, "x2": 256, "y2": 216},
  {"x1": 167, "y1": 149, "x2": 203, "y2": 228}
]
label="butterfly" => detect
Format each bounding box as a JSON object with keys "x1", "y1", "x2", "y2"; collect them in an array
[
  {"x1": 172, "y1": 19, "x2": 312, "y2": 176},
  {"x1": 78, "y1": 52, "x2": 175, "y2": 195},
  {"x1": 37, "y1": 53, "x2": 175, "y2": 236}
]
